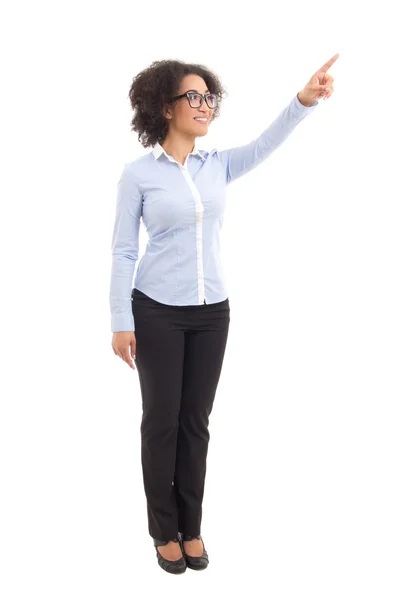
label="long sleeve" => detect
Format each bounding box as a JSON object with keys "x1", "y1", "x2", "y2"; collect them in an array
[
  {"x1": 109, "y1": 163, "x2": 142, "y2": 332},
  {"x1": 217, "y1": 93, "x2": 318, "y2": 184}
]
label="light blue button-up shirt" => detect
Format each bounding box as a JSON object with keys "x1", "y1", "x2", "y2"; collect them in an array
[{"x1": 109, "y1": 93, "x2": 318, "y2": 332}]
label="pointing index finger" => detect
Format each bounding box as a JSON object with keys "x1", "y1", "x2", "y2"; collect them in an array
[{"x1": 318, "y1": 53, "x2": 340, "y2": 73}]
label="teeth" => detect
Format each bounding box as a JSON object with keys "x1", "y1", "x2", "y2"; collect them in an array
[{"x1": 194, "y1": 118, "x2": 207, "y2": 121}]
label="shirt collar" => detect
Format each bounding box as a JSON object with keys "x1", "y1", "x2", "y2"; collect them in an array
[{"x1": 152, "y1": 141, "x2": 206, "y2": 163}]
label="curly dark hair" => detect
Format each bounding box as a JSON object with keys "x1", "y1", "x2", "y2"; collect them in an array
[{"x1": 128, "y1": 59, "x2": 228, "y2": 148}]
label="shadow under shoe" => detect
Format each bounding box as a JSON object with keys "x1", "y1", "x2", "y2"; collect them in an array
[
  {"x1": 178, "y1": 533, "x2": 209, "y2": 570},
  {"x1": 153, "y1": 536, "x2": 187, "y2": 575}
]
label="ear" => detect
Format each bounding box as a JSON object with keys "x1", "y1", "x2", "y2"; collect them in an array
[{"x1": 163, "y1": 103, "x2": 173, "y2": 120}]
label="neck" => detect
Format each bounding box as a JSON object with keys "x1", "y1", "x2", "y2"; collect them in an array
[{"x1": 161, "y1": 130, "x2": 196, "y2": 166}]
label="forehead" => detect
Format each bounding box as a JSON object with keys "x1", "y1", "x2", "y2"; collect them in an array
[{"x1": 179, "y1": 74, "x2": 208, "y2": 93}]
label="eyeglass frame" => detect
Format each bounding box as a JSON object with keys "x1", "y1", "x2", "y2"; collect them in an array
[{"x1": 169, "y1": 90, "x2": 218, "y2": 109}]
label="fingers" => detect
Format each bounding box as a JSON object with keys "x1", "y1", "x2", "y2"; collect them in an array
[
  {"x1": 319, "y1": 52, "x2": 340, "y2": 73},
  {"x1": 312, "y1": 82, "x2": 335, "y2": 100},
  {"x1": 312, "y1": 84, "x2": 333, "y2": 92},
  {"x1": 323, "y1": 83, "x2": 335, "y2": 99},
  {"x1": 114, "y1": 346, "x2": 136, "y2": 369},
  {"x1": 325, "y1": 87, "x2": 334, "y2": 99},
  {"x1": 111, "y1": 332, "x2": 137, "y2": 370},
  {"x1": 122, "y1": 349, "x2": 135, "y2": 369},
  {"x1": 319, "y1": 74, "x2": 334, "y2": 99}
]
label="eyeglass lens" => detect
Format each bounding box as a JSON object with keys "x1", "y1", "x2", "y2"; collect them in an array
[{"x1": 188, "y1": 93, "x2": 217, "y2": 108}]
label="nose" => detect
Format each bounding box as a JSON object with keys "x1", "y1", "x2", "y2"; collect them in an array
[{"x1": 196, "y1": 98, "x2": 209, "y2": 115}]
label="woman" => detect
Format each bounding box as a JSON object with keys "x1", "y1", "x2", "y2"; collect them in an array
[{"x1": 109, "y1": 54, "x2": 339, "y2": 575}]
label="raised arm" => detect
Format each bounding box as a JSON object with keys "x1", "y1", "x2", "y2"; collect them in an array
[
  {"x1": 216, "y1": 93, "x2": 318, "y2": 185},
  {"x1": 216, "y1": 52, "x2": 339, "y2": 184},
  {"x1": 109, "y1": 164, "x2": 142, "y2": 332}
]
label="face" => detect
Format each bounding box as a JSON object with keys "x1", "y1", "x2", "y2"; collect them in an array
[{"x1": 163, "y1": 74, "x2": 215, "y2": 139}]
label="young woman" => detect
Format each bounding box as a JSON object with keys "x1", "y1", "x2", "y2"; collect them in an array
[{"x1": 110, "y1": 54, "x2": 339, "y2": 575}]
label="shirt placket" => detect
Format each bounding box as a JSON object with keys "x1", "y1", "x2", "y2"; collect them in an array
[{"x1": 166, "y1": 154, "x2": 206, "y2": 305}]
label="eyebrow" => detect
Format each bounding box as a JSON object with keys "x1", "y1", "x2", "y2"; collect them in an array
[{"x1": 187, "y1": 89, "x2": 210, "y2": 94}]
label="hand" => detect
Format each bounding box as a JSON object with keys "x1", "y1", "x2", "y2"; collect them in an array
[
  {"x1": 298, "y1": 53, "x2": 340, "y2": 106},
  {"x1": 112, "y1": 331, "x2": 137, "y2": 370}
]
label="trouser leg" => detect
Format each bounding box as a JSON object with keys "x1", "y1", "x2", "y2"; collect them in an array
[
  {"x1": 132, "y1": 289, "x2": 185, "y2": 541},
  {"x1": 175, "y1": 300, "x2": 230, "y2": 536}
]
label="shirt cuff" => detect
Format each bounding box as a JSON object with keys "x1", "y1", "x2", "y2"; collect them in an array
[
  {"x1": 111, "y1": 312, "x2": 135, "y2": 333},
  {"x1": 294, "y1": 93, "x2": 318, "y2": 110}
]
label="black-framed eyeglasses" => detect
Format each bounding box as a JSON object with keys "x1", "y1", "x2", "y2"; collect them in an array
[{"x1": 170, "y1": 90, "x2": 218, "y2": 109}]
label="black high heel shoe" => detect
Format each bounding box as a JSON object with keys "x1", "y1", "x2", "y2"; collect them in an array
[
  {"x1": 178, "y1": 532, "x2": 209, "y2": 570},
  {"x1": 153, "y1": 535, "x2": 187, "y2": 575}
]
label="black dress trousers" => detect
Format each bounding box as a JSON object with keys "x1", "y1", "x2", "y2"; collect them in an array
[{"x1": 131, "y1": 287, "x2": 230, "y2": 541}]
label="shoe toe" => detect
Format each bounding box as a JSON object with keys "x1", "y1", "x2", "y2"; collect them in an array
[
  {"x1": 185, "y1": 554, "x2": 209, "y2": 570},
  {"x1": 179, "y1": 536, "x2": 209, "y2": 570},
  {"x1": 155, "y1": 547, "x2": 187, "y2": 574}
]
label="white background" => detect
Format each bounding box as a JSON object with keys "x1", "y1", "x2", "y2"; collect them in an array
[{"x1": 1, "y1": 0, "x2": 399, "y2": 598}]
